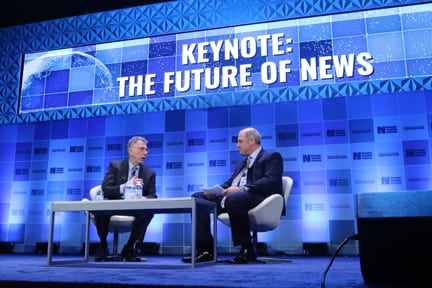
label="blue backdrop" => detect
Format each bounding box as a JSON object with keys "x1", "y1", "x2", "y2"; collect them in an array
[{"x1": 0, "y1": 0, "x2": 431, "y2": 255}]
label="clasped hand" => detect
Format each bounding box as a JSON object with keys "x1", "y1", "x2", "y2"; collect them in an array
[
  {"x1": 204, "y1": 186, "x2": 239, "y2": 199},
  {"x1": 130, "y1": 175, "x2": 143, "y2": 186}
]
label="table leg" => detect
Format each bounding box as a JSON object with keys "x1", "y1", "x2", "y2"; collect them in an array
[
  {"x1": 191, "y1": 199, "x2": 196, "y2": 268},
  {"x1": 47, "y1": 210, "x2": 55, "y2": 265},
  {"x1": 212, "y1": 205, "x2": 217, "y2": 261},
  {"x1": 84, "y1": 212, "x2": 90, "y2": 261}
]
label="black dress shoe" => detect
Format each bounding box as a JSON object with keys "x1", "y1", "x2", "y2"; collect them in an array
[
  {"x1": 181, "y1": 251, "x2": 213, "y2": 263},
  {"x1": 227, "y1": 246, "x2": 257, "y2": 264},
  {"x1": 123, "y1": 255, "x2": 141, "y2": 262},
  {"x1": 121, "y1": 244, "x2": 141, "y2": 262},
  {"x1": 95, "y1": 245, "x2": 108, "y2": 262}
]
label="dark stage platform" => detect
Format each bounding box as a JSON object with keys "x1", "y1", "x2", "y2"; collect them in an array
[{"x1": 0, "y1": 253, "x2": 419, "y2": 288}]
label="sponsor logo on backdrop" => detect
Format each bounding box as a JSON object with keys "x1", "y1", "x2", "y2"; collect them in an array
[
  {"x1": 187, "y1": 184, "x2": 202, "y2": 192},
  {"x1": 405, "y1": 148, "x2": 426, "y2": 157},
  {"x1": 16, "y1": 148, "x2": 31, "y2": 155},
  {"x1": 377, "y1": 125, "x2": 397, "y2": 134},
  {"x1": 166, "y1": 162, "x2": 183, "y2": 169},
  {"x1": 49, "y1": 167, "x2": 64, "y2": 174},
  {"x1": 31, "y1": 189, "x2": 44, "y2": 196},
  {"x1": 302, "y1": 132, "x2": 321, "y2": 137},
  {"x1": 66, "y1": 188, "x2": 82, "y2": 196},
  {"x1": 209, "y1": 138, "x2": 227, "y2": 144},
  {"x1": 303, "y1": 154, "x2": 322, "y2": 162},
  {"x1": 188, "y1": 138, "x2": 205, "y2": 146},
  {"x1": 329, "y1": 178, "x2": 350, "y2": 187},
  {"x1": 305, "y1": 203, "x2": 325, "y2": 211},
  {"x1": 352, "y1": 152, "x2": 373, "y2": 160},
  {"x1": 11, "y1": 209, "x2": 25, "y2": 216},
  {"x1": 326, "y1": 129, "x2": 346, "y2": 137},
  {"x1": 86, "y1": 166, "x2": 101, "y2": 173},
  {"x1": 51, "y1": 148, "x2": 66, "y2": 152},
  {"x1": 377, "y1": 152, "x2": 399, "y2": 158},
  {"x1": 69, "y1": 146, "x2": 84, "y2": 152},
  {"x1": 303, "y1": 179, "x2": 324, "y2": 186},
  {"x1": 403, "y1": 125, "x2": 425, "y2": 131},
  {"x1": 28, "y1": 209, "x2": 44, "y2": 216},
  {"x1": 166, "y1": 141, "x2": 183, "y2": 146},
  {"x1": 187, "y1": 162, "x2": 204, "y2": 167},
  {"x1": 406, "y1": 176, "x2": 430, "y2": 183},
  {"x1": 380, "y1": 176, "x2": 402, "y2": 185},
  {"x1": 107, "y1": 143, "x2": 122, "y2": 151},
  {"x1": 34, "y1": 148, "x2": 48, "y2": 155},
  {"x1": 148, "y1": 141, "x2": 163, "y2": 149},
  {"x1": 165, "y1": 185, "x2": 183, "y2": 192},
  {"x1": 278, "y1": 132, "x2": 297, "y2": 140},
  {"x1": 353, "y1": 178, "x2": 376, "y2": 184},
  {"x1": 327, "y1": 154, "x2": 348, "y2": 160},
  {"x1": 15, "y1": 168, "x2": 29, "y2": 175},
  {"x1": 209, "y1": 159, "x2": 227, "y2": 167},
  {"x1": 284, "y1": 156, "x2": 298, "y2": 162},
  {"x1": 87, "y1": 145, "x2": 103, "y2": 151}
]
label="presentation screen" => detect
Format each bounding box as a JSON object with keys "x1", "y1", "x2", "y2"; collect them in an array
[{"x1": 19, "y1": 3, "x2": 432, "y2": 114}]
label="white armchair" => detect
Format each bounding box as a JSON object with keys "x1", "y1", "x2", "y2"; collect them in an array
[
  {"x1": 88, "y1": 185, "x2": 135, "y2": 260},
  {"x1": 218, "y1": 176, "x2": 293, "y2": 262}
]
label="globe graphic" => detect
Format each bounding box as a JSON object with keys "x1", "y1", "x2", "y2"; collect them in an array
[{"x1": 21, "y1": 50, "x2": 115, "y2": 111}]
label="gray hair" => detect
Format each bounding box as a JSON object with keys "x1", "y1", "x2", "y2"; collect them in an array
[
  {"x1": 127, "y1": 136, "x2": 148, "y2": 148},
  {"x1": 243, "y1": 127, "x2": 261, "y2": 145}
]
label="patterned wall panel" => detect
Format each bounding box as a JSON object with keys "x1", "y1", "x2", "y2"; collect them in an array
[
  {"x1": 0, "y1": 0, "x2": 429, "y2": 125},
  {"x1": 1, "y1": 0, "x2": 431, "y2": 255}
]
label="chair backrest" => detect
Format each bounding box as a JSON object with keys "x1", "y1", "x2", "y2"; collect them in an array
[
  {"x1": 248, "y1": 176, "x2": 293, "y2": 231},
  {"x1": 282, "y1": 176, "x2": 293, "y2": 206},
  {"x1": 88, "y1": 185, "x2": 135, "y2": 232},
  {"x1": 218, "y1": 176, "x2": 294, "y2": 233},
  {"x1": 89, "y1": 185, "x2": 103, "y2": 201}
]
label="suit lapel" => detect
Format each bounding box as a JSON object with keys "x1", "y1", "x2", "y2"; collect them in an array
[{"x1": 120, "y1": 160, "x2": 129, "y2": 181}]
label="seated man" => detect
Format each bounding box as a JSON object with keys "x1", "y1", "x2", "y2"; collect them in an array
[
  {"x1": 94, "y1": 136, "x2": 157, "y2": 262},
  {"x1": 182, "y1": 127, "x2": 283, "y2": 264}
]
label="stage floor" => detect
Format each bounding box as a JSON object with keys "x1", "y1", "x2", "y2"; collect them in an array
[{"x1": 0, "y1": 253, "x2": 407, "y2": 288}]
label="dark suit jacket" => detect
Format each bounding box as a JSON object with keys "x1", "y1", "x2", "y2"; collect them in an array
[
  {"x1": 101, "y1": 159, "x2": 157, "y2": 200},
  {"x1": 221, "y1": 148, "x2": 284, "y2": 214}
]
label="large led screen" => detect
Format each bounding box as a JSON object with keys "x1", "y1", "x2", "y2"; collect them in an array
[{"x1": 19, "y1": 3, "x2": 432, "y2": 114}]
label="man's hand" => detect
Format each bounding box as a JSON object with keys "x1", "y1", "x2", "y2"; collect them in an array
[
  {"x1": 203, "y1": 192, "x2": 217, "y2": 199},
  {"x1": 222, "y1": 186, "x2": 241, "y2": 197}
]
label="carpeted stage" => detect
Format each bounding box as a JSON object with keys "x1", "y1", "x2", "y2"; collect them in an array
[{"x1": 0, "y1": 253, "x2": 418, "y2": 288}]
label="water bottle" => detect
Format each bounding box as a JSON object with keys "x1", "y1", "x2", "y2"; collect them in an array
[
  {"x1": 135, "y1": 181, "x2": 143, "y2": 199},
  {"x1": 95, "y1": 189, "x2": 104, "y2": 201},
  {"x1": 124, "y1": 180, "x2": 135, "y2": 200}
]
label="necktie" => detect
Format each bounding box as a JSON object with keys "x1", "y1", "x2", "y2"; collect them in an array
[
  {"x1": 222, "y1": 156, "x2": 251, "y2": 208},
  {"x1": 231, "y1": 156, "x2": 251, "y2": 187},
  {"x1": 130, "y1": 166, "x2": 138, "y2": 180}
]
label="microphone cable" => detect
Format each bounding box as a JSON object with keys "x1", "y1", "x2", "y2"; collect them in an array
[{"x1": 321, "y1": 233, "x2": 359, "y2": 288}]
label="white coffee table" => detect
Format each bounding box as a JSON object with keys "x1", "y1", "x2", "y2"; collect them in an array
[{"x1": 47, "y1": 197, "x2": 217, "y2": 268}]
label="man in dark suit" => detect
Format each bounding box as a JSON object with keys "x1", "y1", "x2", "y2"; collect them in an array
[
  {"x1": 182, "y1": 127, "x2": 283, "y2": 264},
  {"x1": 94, "y1": 136, "x2": 157, "y2": 262}
]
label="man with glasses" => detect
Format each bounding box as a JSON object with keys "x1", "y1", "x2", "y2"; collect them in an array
[{"x1": 94, "y1": 136, "x2": 157, "y2": 262}]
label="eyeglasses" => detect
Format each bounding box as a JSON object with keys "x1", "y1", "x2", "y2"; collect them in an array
[{"x1": 133, "y1": 146, "x2": 148, "y2": 152}]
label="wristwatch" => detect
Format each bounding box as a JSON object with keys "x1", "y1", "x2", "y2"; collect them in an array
[{"x1": 239, "y1": 186, "x2": 246, "y2": 192}]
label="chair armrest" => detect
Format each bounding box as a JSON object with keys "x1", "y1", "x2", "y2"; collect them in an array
[{"x1": 248, "y1": 194, "x2": 283, "y2": 231}]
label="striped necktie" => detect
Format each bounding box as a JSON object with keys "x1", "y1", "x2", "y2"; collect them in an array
[
  {"x1": 231, "y1": 156, "x2": 251, "y2": 187},
  {"x1": 130, "y1": 166, "x2": 138, "y2": 180}
]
